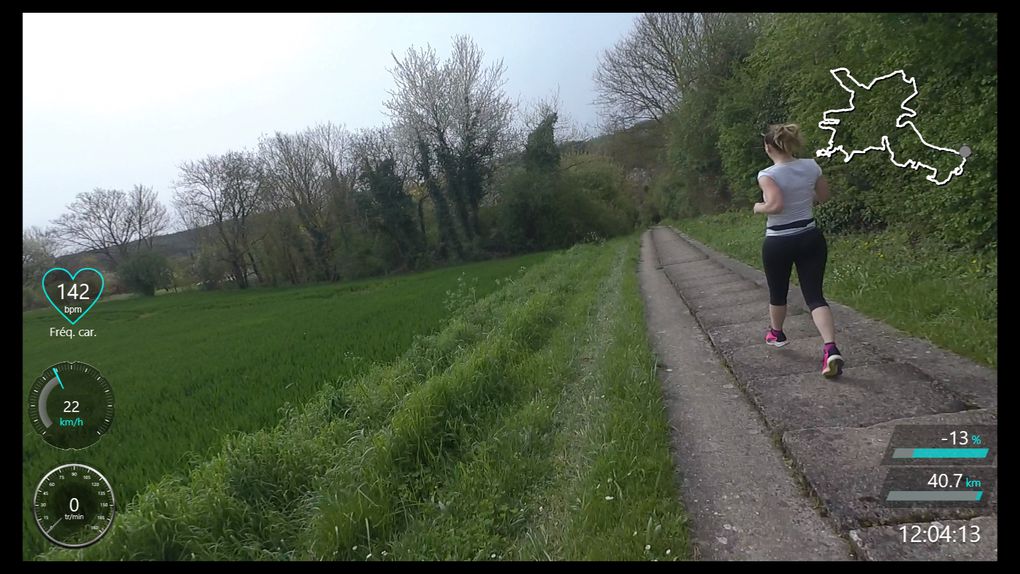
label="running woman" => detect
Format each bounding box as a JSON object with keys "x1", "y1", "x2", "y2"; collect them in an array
[{"x1": 753, "y1": 123, "x2": 844, "y2": 378}]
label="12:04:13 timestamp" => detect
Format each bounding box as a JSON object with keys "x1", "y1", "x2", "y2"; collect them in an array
[{"x1": 900, "y1": 524, "x2": 980, "y2": 543}]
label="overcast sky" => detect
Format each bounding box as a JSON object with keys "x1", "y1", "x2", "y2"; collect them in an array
[{"x1": 23, "y1": 12, "x2": 640, "y2": 232}]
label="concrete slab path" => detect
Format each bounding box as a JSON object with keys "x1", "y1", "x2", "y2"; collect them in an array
[{"x1": 639, "y1": 226, "x2": 997, "y2": 561}]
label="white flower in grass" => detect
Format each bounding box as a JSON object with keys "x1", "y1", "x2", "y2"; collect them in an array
[
  {"x1": 366, "y1": 553, "x2": 373, "y2": 559},
  {"x1": 491, "y1": 553, "x2": 496, "y2": 558},
  {"x1": 666, "y1": 549, "x2": 671, "y2": 555},
  {"x1": 352, "y1": 546, "x2": 358, "y2": 551},
  {"x1": 605, "y1": 496, "x2": 614, "y2": 500},
  {"x1": 645, "y1": 544, "x2": 651, "y2": 551}
]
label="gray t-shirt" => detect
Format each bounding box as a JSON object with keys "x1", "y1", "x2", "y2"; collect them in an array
[{"x1": 757, "y1": 158, "x2": 822, "y2": 237}]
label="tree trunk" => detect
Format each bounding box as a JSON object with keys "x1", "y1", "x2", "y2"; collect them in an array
[
  {"x1": 247, "y1": 252, "x2": 263, "y2": 285},
  {"x1": 231, "y1": 258, "x2": 248, "y2": 289},
  {"x1": 417, "y1": 196, "x2": 428, "y2": 253},
  {"x1": 309, "y1": 230, "x2": 336, "y2": 282},
  {"x1": 469, "y1": 201, "x2": 481, "y2": 242},
  {"x1": 429, "y1": 182, "x2": 462, "y2": 260}
]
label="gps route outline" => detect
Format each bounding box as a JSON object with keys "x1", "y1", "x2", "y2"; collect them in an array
[{"x1": 815, "y1": 67, "x2": 967, "y2": 186}]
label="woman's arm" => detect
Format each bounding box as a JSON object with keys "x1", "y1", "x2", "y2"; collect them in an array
[
  {"x1": 753, "y1": 175, "x2": 784, "y2": 215},
  {"x1": 814, "y1": 174, "x2": 831, "y2": 204}
]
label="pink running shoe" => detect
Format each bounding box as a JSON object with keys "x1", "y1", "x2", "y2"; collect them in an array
[
  {"x1": 765, "y1": 328, "x2": 788, "y2": 347},
  {"x1": 821, "y1": 342, "x2": 844, "y2": 378}
]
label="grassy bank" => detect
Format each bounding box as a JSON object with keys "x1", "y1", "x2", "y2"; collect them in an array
[
  {"x1": 23, "y1": 252, "x2": 548, "y2": 559},
  {"x1": 40, "y1": 237, "x2": 690, "y2": 561},
  {"x1": 669, "y1": 212, "x2": 996, "y2": 367}
]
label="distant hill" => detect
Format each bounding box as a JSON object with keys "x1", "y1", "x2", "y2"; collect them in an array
[
  {"x1": 148, "y1": 227, "x2": 202, "y2": 259},
  {"x1": 584, "y1": 119, "x2": 667, "y2": 172},
  {"x1": 55, "y1": 226, "x2": 202, "y2": 270}
]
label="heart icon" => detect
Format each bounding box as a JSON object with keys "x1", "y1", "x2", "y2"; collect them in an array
[{"x1": 41, "y1": 267, "x2": 105, "y2": 325}]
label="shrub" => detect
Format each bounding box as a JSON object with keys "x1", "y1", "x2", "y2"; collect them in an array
[
  {"x1": 118, "y1": 250, "x2": 171, "y2": 296},
  {"x1": 815, "y1": 186, "x2": 887, "y2": 234}
]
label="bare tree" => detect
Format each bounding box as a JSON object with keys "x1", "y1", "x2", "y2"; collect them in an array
[
  {"x1": 127, "y1": 184, "x2": 170, "y2": 250},
  {"x1": 173, "y1": 151, "x2": 264, "y2": 289},
  {"x1": 310, "y1": 123, "x2": 357, "y2": 189},
  {"x1": 308, "y1": 122, "x2": 359, "y2": 250},
  {"x1": 594, "y1": 13, "x2": 760, "y2": 129},
  {"x1": 352, "y1": 127, "x2": 398, "y2": 170},
  {"x1": 259, "y1": 130, "x2": 338, "y2": 281},
  {"x1": 594, "y1": 14, "x2": 691, "y2": 127},
  {"x1": 51, "y1": 188, "x2": 135, "y2": 266}
]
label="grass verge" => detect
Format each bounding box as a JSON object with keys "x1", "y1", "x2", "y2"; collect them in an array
[{"x1": 668, "y1": 212, "x2": 996, "y2": 368}]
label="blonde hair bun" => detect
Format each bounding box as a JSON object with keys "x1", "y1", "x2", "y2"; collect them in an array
[{"x1": 766, "y1": 123, "x2": 805, "y2": 156}]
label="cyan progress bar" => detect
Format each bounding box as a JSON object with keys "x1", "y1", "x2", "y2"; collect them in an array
[
  {"x1": 891, "y1": 448, "x2": 989, "y2": 459},
  {"x1": 886, "y1": 491, "x2": 983, "y2": 502}
]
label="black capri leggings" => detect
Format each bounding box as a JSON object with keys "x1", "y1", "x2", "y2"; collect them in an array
[{"x1": 762, "y1": 227, "x2": 829, "y2": 310}]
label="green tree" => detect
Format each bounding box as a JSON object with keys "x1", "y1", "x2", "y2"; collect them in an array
[
  {"x1": 118, "y1": 251, "x2": 171, "y2": 296},
  {"x1": 386, "y1": 36, "x2": 513, "y2": 249},
  {"x1": 496, "y1": 114, "x2": 633, "y2": 252},
  {"x1": 713, "y1": 13, "x2": 996, "y2": 250},
  {"x1": 357, "y1": 156, "x2": 424, "y2": 270},
  {"x1": 524, "y1": 113, "x2": 560, "y2": 173}
]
